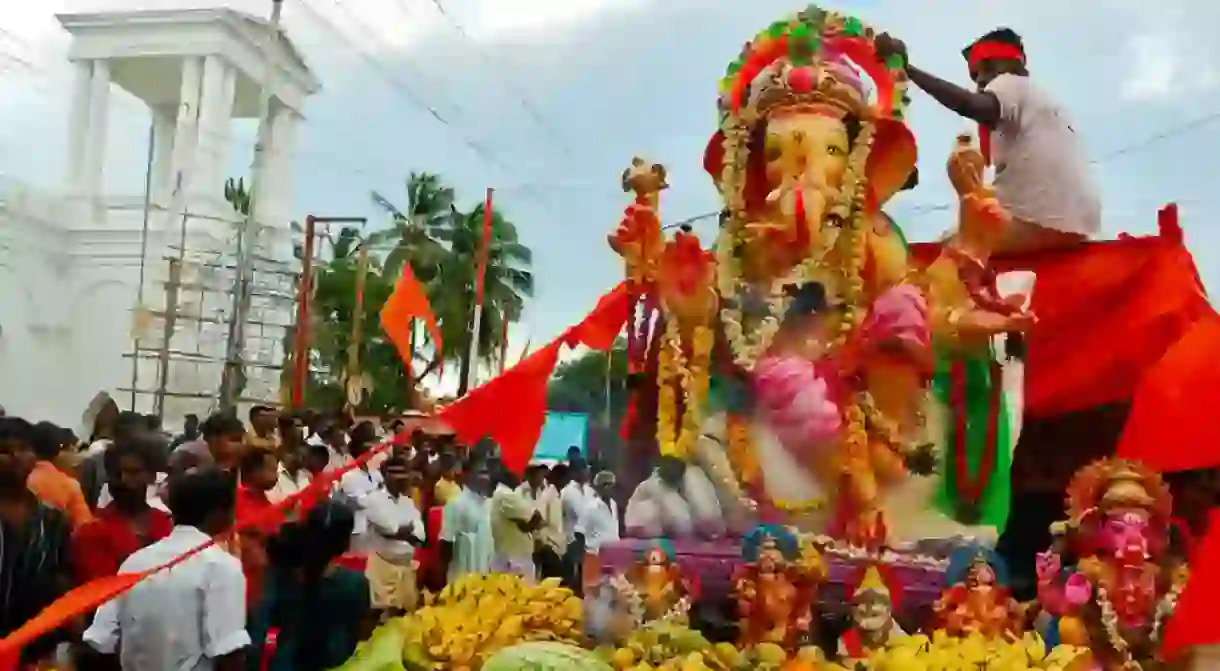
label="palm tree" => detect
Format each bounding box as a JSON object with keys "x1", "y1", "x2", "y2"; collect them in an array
[
  {"x1": 370, "y1": 173, "x2": 457, "y2": 381},
  {"x1": 306, "y1": 226, "x2": 431, "y2": 412},
  {"x1": 435, "y1": 203, "x2": 533, "y2": 396},
  {"x1": 370, "y1": 172, "x2": 453, "y2": 283}
]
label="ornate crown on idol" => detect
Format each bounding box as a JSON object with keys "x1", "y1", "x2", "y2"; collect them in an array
[
  {"x1": 1066, "y1": 458, "x2": 1173, "y2": 520},
  {"x1": 716, "y1": 5, "x2": 909, "y2": 122}
]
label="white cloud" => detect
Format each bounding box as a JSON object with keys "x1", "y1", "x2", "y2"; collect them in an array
[
  {"x1": 1123, "y1": 33, "x2": 1180, "y2": 102},
  {"x1": 462, "y1": 0, "x2": 650, "y2": 41}
]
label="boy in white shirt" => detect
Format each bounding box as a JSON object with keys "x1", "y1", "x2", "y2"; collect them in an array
[
  {"x1": 574, "y1": 470, "x2": 620, "y2": 594},
  {"x1": 84, "y1": 468, "x2": 249, "y2": 671},
  {"x1": 876, "y1": 28, "x2": 1101, "y2": 253},
  {"x1": 364, "y1": 456, "x2": 425, "y2": 615}
]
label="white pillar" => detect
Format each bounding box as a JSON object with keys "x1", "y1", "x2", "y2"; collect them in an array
[
  {"x1": 65, "y1": 60, "x2": 93, "y2": 196},
  {"x1": 150, "y1": 105, "x2": 176, "y2": 205},
  {"x1": 264, "y1": 105, "x2": 298, "y2": 230},
  {"x1": 81, "y1": 59, "x2": 111, "y2": 222},
  {"x1": 166, "y1": 56, "x2": 202, "y2": 218},
  {"x1": 194, "y1": 55, "x2": 234, "y2": 206}
]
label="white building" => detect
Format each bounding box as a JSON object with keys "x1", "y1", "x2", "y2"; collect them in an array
[{"x1": 0, "y1": 8, "x2": 319, "y2": 430}]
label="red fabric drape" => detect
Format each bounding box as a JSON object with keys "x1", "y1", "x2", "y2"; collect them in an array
[
  {"x1": 381, "y1": 265, "x2": 442, "y2": 375},
  {"x1": 1116, "y1": 312, "x2": 1220, "y2": 472},
  {"x1": 909, "y1": 217, "x2": 1210, "y2": 418},
  {"x1": 1163, "y1": 508, "x2": 1220, "y2": 656},
  {"x1": 440, "y1": 341, "x2": 563, "y2": 476},
  {"x1": 438, "y1": 283, "x2": 630, "y2": 475}
]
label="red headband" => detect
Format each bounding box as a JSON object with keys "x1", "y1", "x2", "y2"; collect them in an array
[{"x1": 967, "y1": 41, "x2": 1025, "y2": 70}]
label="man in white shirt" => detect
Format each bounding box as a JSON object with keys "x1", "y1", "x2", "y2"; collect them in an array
[
  {"x1": 363, "y1": 457, "x2": 425, "y2": 614},
  {"x1": 268, "y1": 445, "x2": 311, "y2": 504},
  {"x1": 520, "y1": 465, "x2": 566, "y2": 580},
  {"x1": 439, "y1": 461, "x2": 494, "y2": 584},
  {"x1": 318, "y1": 421, "x2": 352, "y2": 473},
  {"x1": 559, "y1": 461, "x2": 595, "y2": 590},
  {"x1": 574, "y1": 470, "x2": 620, "y2": 594},
  {"x1": 559, "y1": 462, "x2": 594, "y2": 547},
  {"x1": 83, "y1": 468, "x2": 249, "y2": 671},
  {"x1": 338, "y1": 438, "x2": 386, "y2": 552},
  {"x1": 876, "y1": 28, "x2": 1101, "y2": 253},
  {"x1": 489, "y1": 464, "x2": 542, "y2": 581}
]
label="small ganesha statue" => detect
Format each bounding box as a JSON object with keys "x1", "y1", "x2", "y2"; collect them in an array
[
  {"x1": 731, "y1": 525, "x2": 824, "y2": 650},
  {"x1": 933, "y1": 545, "x2": 1024, "y2": 640},
  {"x1": 838, "y1": 562, "x2": 906, "y2": 662},
  {"x1": 1035, "y1": 458, "x2": 1189, "y2": 669},
  {"x1": 626, "y1": 539, "x2": 695, "y2": 624}
]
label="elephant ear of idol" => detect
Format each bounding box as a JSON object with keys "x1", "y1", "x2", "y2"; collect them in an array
[{"x1": 703, "y1": 5, "x2": 916, "y2": 212}]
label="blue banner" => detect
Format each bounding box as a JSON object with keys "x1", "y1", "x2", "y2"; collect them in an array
[{"x1": 534, "y1": 411, "x2": 588, "y2": 462}]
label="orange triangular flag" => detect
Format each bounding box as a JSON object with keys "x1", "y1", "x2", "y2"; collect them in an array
[{"x1": 381, "y1": 266, "x2": 443, "y2": 377}]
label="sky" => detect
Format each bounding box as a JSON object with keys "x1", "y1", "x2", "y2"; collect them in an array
[{"x1": 2, "y1": 0, "x2": 1219, "y2": 394}]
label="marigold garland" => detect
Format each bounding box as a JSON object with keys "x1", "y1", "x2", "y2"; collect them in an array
[{"x1": 656, "y1": 320, "x2": 714, "y2": 460}]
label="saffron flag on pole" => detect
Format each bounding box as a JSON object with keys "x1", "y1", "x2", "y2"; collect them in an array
[
  {"x1": 381, "y1": 265, "x2": 442, "y2": 376},
  {"x1": 475, "y1": 188, "x2": 494, "y2": 305}
]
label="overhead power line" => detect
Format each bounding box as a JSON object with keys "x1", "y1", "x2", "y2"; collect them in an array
[
  {"x1": 302, "y1": 0, "x2": 506, "y2": 171},
  {"x1": 414, "y1": 0, "x2": 577, "y2": 161}
]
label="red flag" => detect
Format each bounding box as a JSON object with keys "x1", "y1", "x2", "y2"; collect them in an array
[
  {"x1": 381, "y1": 265, "x2": 442, "y2": 375},
  {"x1": 475, "y1": 188, "x2": 494, "y2": 306}
]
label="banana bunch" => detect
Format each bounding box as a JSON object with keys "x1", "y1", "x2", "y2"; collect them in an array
[
  {"x1": 598, "y1": 623, "x2": 822, "y2": 671},
  {"x1": 823, "y1": 632, "x2": 1092, "y2": 671},
  {"x1": 401, "y1": 575, "x2": 584, "y2": 670}
]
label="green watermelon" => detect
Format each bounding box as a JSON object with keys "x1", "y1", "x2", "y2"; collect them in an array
[
  {"x1": 329, "y1": 619, "x2": 409, "y2": 671},
  {"x1": 482, "y1": 642, "x2": 612, "y2": 671}
]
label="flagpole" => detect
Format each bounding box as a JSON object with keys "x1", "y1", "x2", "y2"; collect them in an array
[
  {"x1": 345, "y1": 245, "x2": 370, "y2": 412},
  {"x1": 465, "y1": 187, "x2": 493, "y2": 394}
]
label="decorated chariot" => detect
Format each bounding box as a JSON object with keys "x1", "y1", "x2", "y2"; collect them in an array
[{"x1": 335, "y1": 4, "x2": 1216, "y2": 670}]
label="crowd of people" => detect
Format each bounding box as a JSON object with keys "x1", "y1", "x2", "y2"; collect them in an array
[{"x1": 0, "y1": 402, "x2": 620, "y2": 670}]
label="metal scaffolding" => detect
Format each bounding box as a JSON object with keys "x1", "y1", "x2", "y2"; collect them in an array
[{"x1": 118, "y1": 212, "x2": 308, "y2": 422}]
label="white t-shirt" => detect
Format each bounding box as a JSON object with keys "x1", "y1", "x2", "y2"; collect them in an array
[
  {"x1": 575, "y1": 497, "x2": 620, "y2": 555},
  {"x1": 364, "y1": 490, "x2": 425, "y2": 561},
  {"x1": 560, "y1": 482, "x2": 595, "y2": 546},
  {"x1": 84, "y1": 526, "x2": 249, "y2": 670},
  {"x1": 339, "y1": 466, "x2": 385, "y2": 536},
  {"x1": 440, "y1": 488, "x2": 494, "y2": 583},
  {"x1": 269, "y1": 466, "x2": 311, "y2": 504},
  {"x1": 985, "y1": 73, "x2": 1101, "y2": 237}
]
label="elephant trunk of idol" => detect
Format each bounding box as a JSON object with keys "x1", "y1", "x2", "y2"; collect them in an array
[{"x1": 767, "y1": 177, "x2": 836, "y2": 249}]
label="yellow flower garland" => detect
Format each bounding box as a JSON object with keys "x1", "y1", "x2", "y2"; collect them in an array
[{"x1": 656, "y1": 319, "x2": 714, "y2": 460}]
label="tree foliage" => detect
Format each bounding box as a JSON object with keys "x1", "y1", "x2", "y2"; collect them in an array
[
  {"x1": 296, "y1": 172, "x2": 534, "y2": 413},
  {"x1": 546, "y1": 339, "x2": 630, "y2": 421}
]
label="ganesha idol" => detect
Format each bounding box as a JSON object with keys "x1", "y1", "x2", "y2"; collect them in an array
[
  {"x1": 612, "y1": 5, "x2": 1023, "y2": 548},
  {"x1": 1035, "y1": 459, "x2": 1190, "y2": 669}
]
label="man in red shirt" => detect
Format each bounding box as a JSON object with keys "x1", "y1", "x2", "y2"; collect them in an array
[
  {"x1": 237, "y1": 447, "x2": 281, "y2": 609},
  {"x1": 71, "y1": 437, "x2": 173, "y2": 585}
]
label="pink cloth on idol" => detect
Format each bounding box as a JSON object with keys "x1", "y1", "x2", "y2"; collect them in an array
[
  {"x1": 859, "y1": 284, "x2": 930, "y2": 356},
  {"x1": 753, "y1": 356, "x2": 842, "y2": 450}
]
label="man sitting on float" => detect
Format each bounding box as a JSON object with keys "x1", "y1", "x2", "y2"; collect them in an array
[{"x1": 876, "y1": 28, "x2": 1100, "y2": 253}]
